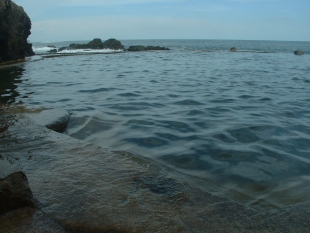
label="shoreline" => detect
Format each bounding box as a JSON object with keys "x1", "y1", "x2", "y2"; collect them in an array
[
  {"x1": 0, "y1": 58, "x2": 26, "y2": 67},
  {"x1": 1, "y1": 105, "x2": 310, "y2": 232}
]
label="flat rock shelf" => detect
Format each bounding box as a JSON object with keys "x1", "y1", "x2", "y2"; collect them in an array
[{"x1": 0, "y1": 108, "x2": 310, "y2": 232}]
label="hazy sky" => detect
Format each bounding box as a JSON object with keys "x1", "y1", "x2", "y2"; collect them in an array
[{"x1": 13, "y1": 0, "x2": 310, "y2": 42}]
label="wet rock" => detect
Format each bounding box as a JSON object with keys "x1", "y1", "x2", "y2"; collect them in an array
[
  {"x1": 128, "y1": 45, "x2": 170, "y2": 51},
  {"x1": 2, "y1": 109, "x2": 310, "y2": 232},
  {"x1": 0, "y1": 207, "x2": 67, "y2": 233},
  {"x1": 102, "y1": 38, "x2": 124, "y2": 50},
  {"x1": 48, "y1": 49, "x2": 57, "y2": 53},
  {"x1": 133, "y1": 176, "x2": 188, "y2": 200},
  {"x1": 0, "y1": 0, "x2": 34, "y2": 64},
  {"x1": 230, "y1": 47, "x2": 237, "y2": 52},
  {"x1": 0, "y1": 172, "x2": 35, "y2": 215},
  {"x1": 28, "y1": 109, "x2": 70, "y2": 133},
  {"x1": 58, "y1": 46, "x2": 68, "y2": 52},
  {"x1": 68, "y1": 38, "x2": 124, "y2": 50},
  {"x1": 127, "y1": 45, "x2": 145, "y2": 51},
  {"x1": 294, "y1": 49, "x2": 304, "y2": 55}
]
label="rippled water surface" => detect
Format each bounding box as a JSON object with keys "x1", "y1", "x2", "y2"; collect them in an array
[{"x1": 1, "y1": 40, "x2": 310, "y2": 209}]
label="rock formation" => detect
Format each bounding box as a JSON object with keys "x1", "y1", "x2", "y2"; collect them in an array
[
  {"x1": 128, "y1": 45, "x2": 170, "y2": 51},
  {"x1": 294, "y1": 49, "x2": 304, "y2": 55},
  {"x1": 0, "y1": 0, "x2": 34, "y2": 64},
  {"x1": 68, "y1": 38, "x2": 125, "y2": 50}
]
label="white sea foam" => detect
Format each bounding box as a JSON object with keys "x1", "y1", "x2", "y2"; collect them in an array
[
  {"x1": 57, "y1": 49, "x2": 123, "y2": 54},
  {"x1": 32, "y1": 46, "x2": 124, "y2": 55},
  {"x1": 32, "y1": 46, "x2": 56, "y2": 54}
]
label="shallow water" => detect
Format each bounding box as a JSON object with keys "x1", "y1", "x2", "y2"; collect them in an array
[{"x1": 1, "y1": 39, "x2": 310, "y2": 209}]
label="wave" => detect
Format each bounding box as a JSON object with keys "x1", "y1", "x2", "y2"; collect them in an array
[
  {"x1": 32, "y1": 46, "x2": 124, "y2": 55},
  {"x1": 57, "y1": 48, "x2": 123, "y2": 54}
]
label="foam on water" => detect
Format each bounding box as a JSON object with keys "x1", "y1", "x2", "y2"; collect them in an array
[
  {"x1": 57, "y1": 48, "x2": 123, "y2": 54},
  {"x1": 32, "y1": 46, "x2": 123, "y2": 55},
  {"x1": 32, "y1": 46, "x2": 55, "y2": 54}
]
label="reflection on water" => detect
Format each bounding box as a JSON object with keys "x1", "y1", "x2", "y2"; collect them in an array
[
  {"x1": 1, "y1": 40, "x2": 310, "y2": 210},
  {"x1": 0, "y1": 65, "x2": 25, "y2": 104}
]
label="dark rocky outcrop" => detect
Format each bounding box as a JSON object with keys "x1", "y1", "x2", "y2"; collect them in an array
[
  {"x1": 0, "y1": 0, "x2": 34, "y2": 64},
  {"x1": 102, "y1": 38, "x2": 124, "y2": 50},
  {"x1": 230, "y1": 47, "x2": 237, "y2": 52},
  {"x1": 127, "y1": 45, "x2": 170, "y2": 52},
  {"x1": 48, "y1": 49, "x2": 57, "y2": 53},
  {"x1": 68, "y1": 38, "x2": 124, "y2": 50},
  {"x1": 69, "y1": 38, "x2": 103, "y2": 49},
  {"x1": 294, "y1": 49, "x2": 304, "y2": 55},
  {"x1": 0, "y1": 172, "x2": 35, "y2": 215}
]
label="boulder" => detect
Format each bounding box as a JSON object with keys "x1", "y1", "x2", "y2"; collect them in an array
[
  {"x1": 48, "y1": 49, "x2": 57, "y2": 53},
  {"x1": 294, "y1": 49, "x2": 304, "y2": 55},
  {"x1": 28, "y1": 109, "x2": 70, "y2": 133},
  {"x1": 230, "y1": 47, "x2": 237, "y2": 52},
  {"x1": 0, "y1": 172, "x2": 35, "y2": 215},
  {"x1": 0, "y1": 0, "x2": 34, "y2": 64},
  {"x1": 102, "y1": 38, "x2": 124, "y2": 50}
]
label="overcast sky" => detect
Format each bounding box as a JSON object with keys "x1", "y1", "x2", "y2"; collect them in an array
[{"x1": 13, "y1": 0, "x2": 310, "y2": 42}]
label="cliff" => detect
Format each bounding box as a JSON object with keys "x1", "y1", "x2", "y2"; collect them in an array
[{"x1": 0, "y1": 0, "x2": 34, "y2": 64}]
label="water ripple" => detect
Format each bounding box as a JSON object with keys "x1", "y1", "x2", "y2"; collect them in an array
[{"x1": 3, "y1": 41, "x2": 310, "y2": 209}]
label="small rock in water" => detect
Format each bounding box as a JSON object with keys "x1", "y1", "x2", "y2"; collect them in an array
[
  {"x1": 230, "y1": 47, "x2": 237, "y2": 52},
  {"x1": 28, "y1": 109, "x2": 70, "y2": 133},
  {"x1": 0, "y1": 172, "x2": 35, "y2": 215},
  {"x1": 294, "y1": 50, "x2": 304, "y2": 55}
]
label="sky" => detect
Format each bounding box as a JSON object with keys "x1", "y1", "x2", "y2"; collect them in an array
[{"x1": 13, "y1": 0, "x2": 310, "y2": 42}]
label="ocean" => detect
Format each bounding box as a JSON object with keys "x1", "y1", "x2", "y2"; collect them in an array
[{"x1": 1, "y1": 39, "x2": 310, "y2": 210}]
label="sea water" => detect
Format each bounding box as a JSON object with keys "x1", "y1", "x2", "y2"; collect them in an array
[{"x1": 1, "y1": 39, "x2": 310, "y2": 210}]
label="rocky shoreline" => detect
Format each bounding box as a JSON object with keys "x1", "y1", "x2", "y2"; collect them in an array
[
  {"x1": 50, "y1": 38, "x2": 170, "y2": 54},
  {"x1": 1, "y1": 105, "x2": 310, "y2": 232},
  {"x1": 1, "y1": 0, "x2": 309, "y2": 232}
]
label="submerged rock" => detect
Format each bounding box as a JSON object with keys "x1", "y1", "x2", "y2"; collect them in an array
[
  {"x1": 294, "y1": 49, "x2": 304, "y2": 55},
  {"x1": 0, "y1": 172, "x2": 35, "y2": 215},
  {"x1": 2, "y1": 108, "x2": 310, "y2": 232},
  {"x1": 0, "y1": 0, "x2": 34, "y2": 64}
]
